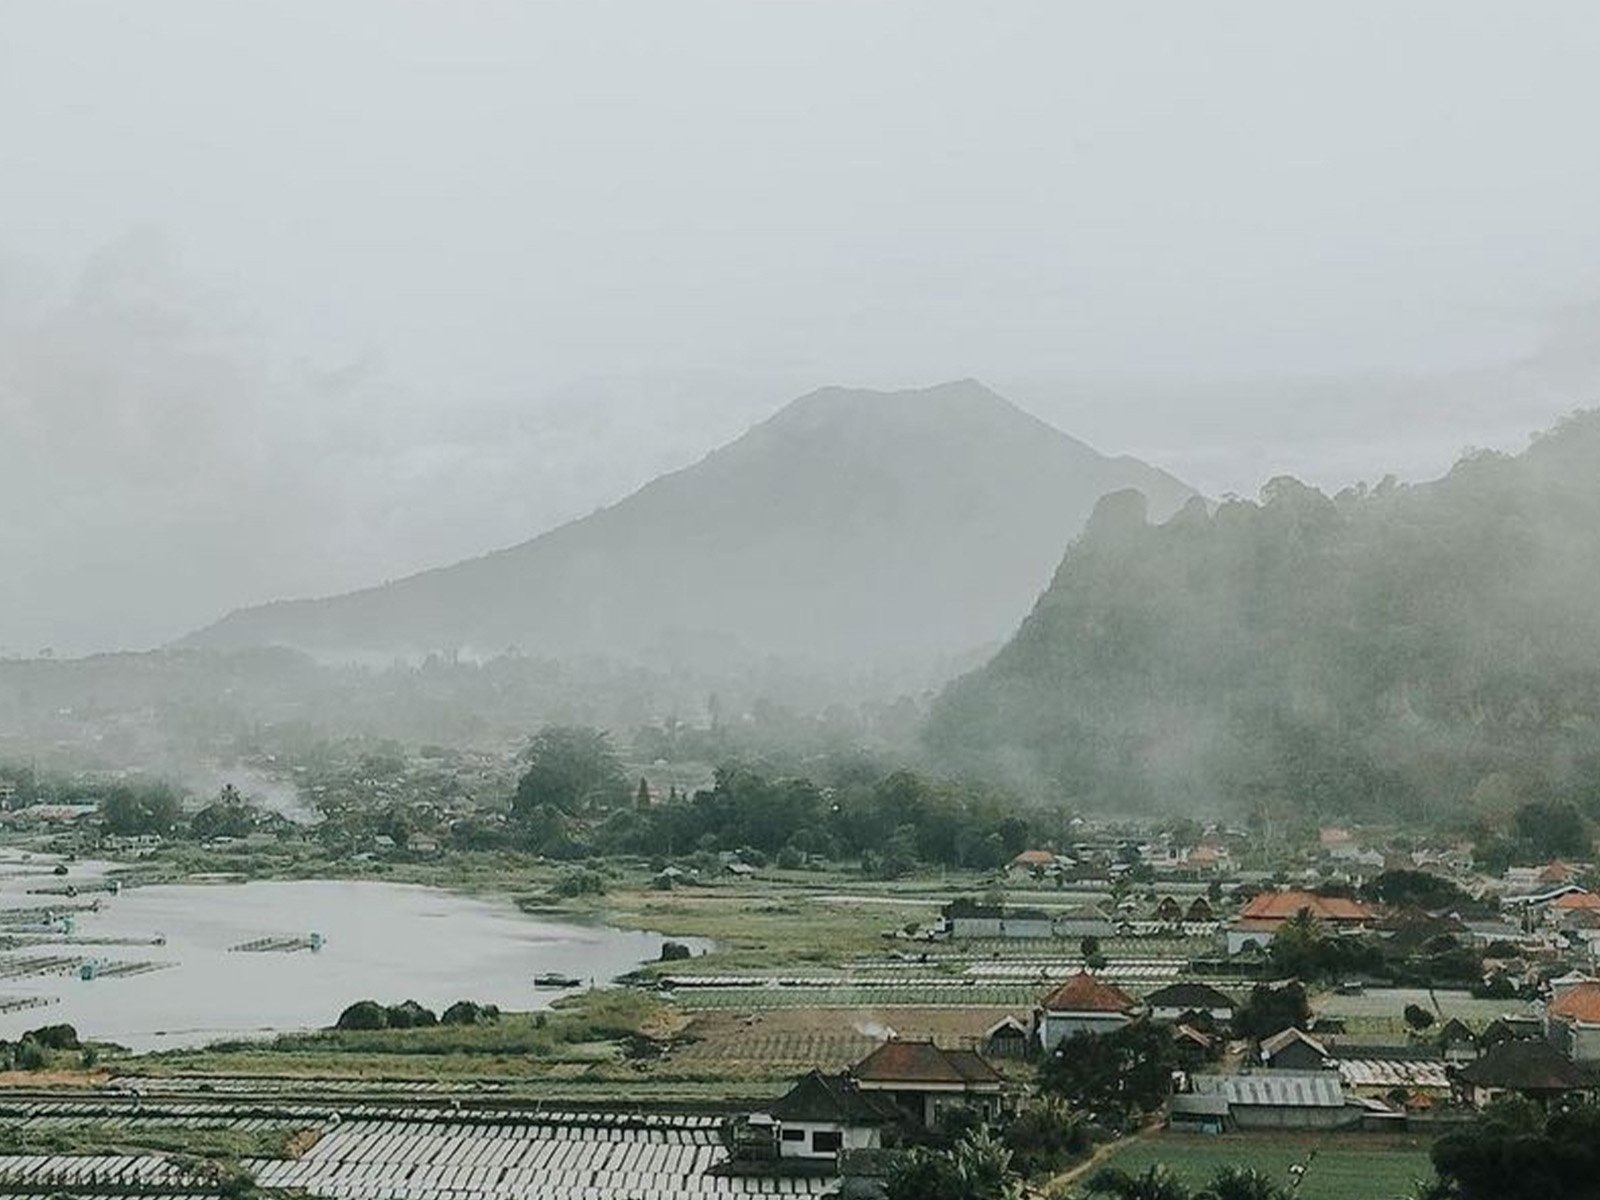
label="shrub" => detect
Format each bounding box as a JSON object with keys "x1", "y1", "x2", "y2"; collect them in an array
[
  {"x1": 659, "y1": 941, "x2": 692, "y2": 962},
  {"x1": 335, "y1": 1000, "x2": 389, "y2": 1031},
  {"x1": 25, "y1": 1024, "x2": 79, "y2": 1051},
  {"x1": 385, "y1": 999, "x2": 437, "y2": 1029},
  {"x1": 552, "y1": 869, "x2": 607, "y2": 898},
  {"x1": 440, "y1": 1000, "x2": 500, "y2": 1026}
]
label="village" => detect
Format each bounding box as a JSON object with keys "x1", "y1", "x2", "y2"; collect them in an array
[{"x1": 0, "y1": 806, "x2": 1594, "y2": 1197}]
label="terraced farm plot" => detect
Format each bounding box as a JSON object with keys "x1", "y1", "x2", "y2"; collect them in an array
[
  {"x1": 1313, "y1": 987, "x2": 1540, "y2": 1038},
  {"x1": 248, "y1": 1114, "x2": 833, "y2": 1198},
  {"x1": 667, "y1": 981, "x2": 1046, "y2": 1008},
  {"x1": 667, "y1": 1007, "x2": 1025, "y2": 1079},
  {"x1": 1086, "y1": 1134, "x2": 1435, "y2": 1200}
]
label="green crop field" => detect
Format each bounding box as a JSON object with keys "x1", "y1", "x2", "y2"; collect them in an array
[{"x1": 1081, "y1": 1134, "x2": 1435, "y2": 1200}]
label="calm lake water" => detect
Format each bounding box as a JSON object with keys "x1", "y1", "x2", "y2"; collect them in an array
[{"x1": 0, "y1": 863, "x2": 690, "y2": 1051}]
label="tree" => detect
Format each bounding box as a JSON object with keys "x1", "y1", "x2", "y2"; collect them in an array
[
  {"x1": 384, "y1": 999, "x2": 437, "y2": 1029},
  {"x1": 440, "y1": 1000, "x2": 498, "y2": 1026},
  {"x1": 1512, "y1": 800, "x2": 1589, "y2": 863},
  {"x1": 335, "y1": 1000, "x2": 388, "y2": 1030},
  {"x1": 1232, "y1": 982, "x2": 1311, "y2": 1041},
  {"x1": 1001, "y1": 1096, "x2": 1089, "y2": 1177},
  {"x1": 1362, "y1": 869, "x2": 1480, "y2": 914},
  {"x1": 1431, "y1": 1098, "x2": 1600, "y2": 1199},
  {"x1": 190, "y1": 785, "x2": 256, "y2": 840},
  {"x1": 1038, "y1": 1021, "x2": 1177, "y2": 1125},
  {"x1": 99, "y1": 783, "x2": 181, "y2": 837},
  {"x1": 513, "y1": 727, "x2": 627, "y2": 818},
  {"x1": 1197, "y1": 1166, "x2": 1288, "y2": 1200},
  {"x1": 1404, "y1": 1003, "x2": 1436, "y2": 1034},
  {"x1": 885, "y1": 1130, "x2": 1021, "y2": 1200},
  {"x1": 636, "y1": 777, "x2": 651, "y2": 811},
  {"x1": 1086, "y1": 1165, "x2": 1192, "y2": 1200}
]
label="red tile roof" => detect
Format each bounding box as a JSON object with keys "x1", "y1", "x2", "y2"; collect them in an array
[
  {"x1": 1238, "y1": 890, "x2": 1374, "y2": 923},
  {"x1": 1040, "y1": 971, "x2": 1137, "y2": 1014},
  {"x1": 851, "y1": 1040, "x2": 1003, "y2": 1087},
  {"x1": 1550, "y1": 983, "x2": 1600, "y2": 1025},
  {"x1": 1553, "y1": 892, "x2": 1600, "y2": 911},
  {"x1": 1011, "y1": 849, "x2": 1056, "y2": 866}
]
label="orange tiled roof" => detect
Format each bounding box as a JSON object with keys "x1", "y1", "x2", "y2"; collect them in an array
[
  {"x1": 1040, "y1": 971, "x2": 1138, "y2": 1014},
  {"x1": 1011, "y1": 849, "x2": 1056, "y2": 866},
  {"x1": 1550, "y1": 983, "x2": 1600, "y2": 1024},
  {"x1": 1238, "y1": 890, "x2": 1374, "y2": 923},
  {"x1": 1553, "y1": 892, "x2": 1600, "y2": 911}
]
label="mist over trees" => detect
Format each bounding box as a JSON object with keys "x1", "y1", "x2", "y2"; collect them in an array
[{"x1": 927, "y1": 411, "x2": 1600, "y2": 827}]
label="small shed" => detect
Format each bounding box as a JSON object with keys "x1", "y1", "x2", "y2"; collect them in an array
[
  {"x1": 982, "y1": 1016, "x2": 1031, "y2": 1061},
  {"x1": 1260, "y1": 1027, "x2": 1330, "y2": 1072}
]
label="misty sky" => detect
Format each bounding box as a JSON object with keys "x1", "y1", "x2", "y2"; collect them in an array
[{"x1": 5, "y1": 2, "x2": 1600, "y2": 653}]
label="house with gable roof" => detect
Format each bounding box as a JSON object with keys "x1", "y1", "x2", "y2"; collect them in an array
[
  {"x1": 1035, "y1": 971, "x2": 1140, "y2": 1050},
  {"x1": 1225, "y1": 890, "x2": 1375, "y2": 954},
  {"x1": 849, "y1": 1040, "x2": 1007, "y2": 1128},
  {"x1": 1453, "y1": 1039, "x2": 1597, "y2": 1108},
  {"x1": 1547, "y1": 981, "x2": 1600, "y2": 1063},
  {"x1": 764, "y1": 1069, "x2": 903, "y2": 1161}
]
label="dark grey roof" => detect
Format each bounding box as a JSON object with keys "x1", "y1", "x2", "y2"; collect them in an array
[
  {"x1": 1456, "y1": 1040, "x2": 1596, "y2": 1092},
  {"x1": 770, "y1": 1071, "x2": 901, "y2": 1124},
  {"x1": 1145, "y1": 982, "x2": 1235, "y2": 1009}
]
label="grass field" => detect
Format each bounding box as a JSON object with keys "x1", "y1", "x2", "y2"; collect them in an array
[{"x1": 1077, "y1": 1134, "x2": 1435, "y2": 1200}]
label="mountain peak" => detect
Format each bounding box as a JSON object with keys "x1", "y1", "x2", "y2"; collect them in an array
[{"x1": 183, "y1": 381, "x2": 1195, "y2": 675}]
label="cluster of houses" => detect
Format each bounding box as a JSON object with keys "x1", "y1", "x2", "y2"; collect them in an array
[
  {"x1": 1006, "y1": 834, "x2": 1233, "y2": 882},
  {"x1": 938, "y1": 895, "x2": 1216, "y2": 942}
]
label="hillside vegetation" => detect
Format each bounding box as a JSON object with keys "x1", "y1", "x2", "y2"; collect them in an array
[{"x1": 927, "y1": 411, "x2": 1600, "y2": 826}]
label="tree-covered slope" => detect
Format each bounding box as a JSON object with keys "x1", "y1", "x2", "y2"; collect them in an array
[
  {"x1": 181, "y1": 380, "x2": 1193, "y2": 674},
  {"x1": 926, "y1": 411, "x2": 1600, "y2": 823}
]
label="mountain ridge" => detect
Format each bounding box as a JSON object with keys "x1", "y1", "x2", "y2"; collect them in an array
[
  {"x1": 181, "y1": 379, "x2": 1195, "y2": 672},
  {"x1": 926, "y1": 408, "x2": 1600, "y2": 820}
]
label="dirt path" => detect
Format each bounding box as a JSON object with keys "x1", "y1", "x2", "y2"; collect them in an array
[{"x1": 1041, "y1": 1120, "x2": 1161, "y2": 1198}]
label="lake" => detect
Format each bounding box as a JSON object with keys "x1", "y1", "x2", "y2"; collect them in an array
[{"x1": 0, "y1": 865, "x2": 691, "y2": 1051}]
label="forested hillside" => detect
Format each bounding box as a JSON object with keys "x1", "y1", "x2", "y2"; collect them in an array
[{"x1": 927, "y1": 411, "x2": 1600, "y2": 826}]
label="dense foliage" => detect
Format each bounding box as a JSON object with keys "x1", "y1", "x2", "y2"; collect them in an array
[
  {"x1": 513, "y1": 758, "x2": 1051, "y2": 870},
  {"x1": 1037, "y1": 1021, "x2": 1186, "y2": 1126},
  {"x1": 1431, "y1": 1098, "x2": 1600, "y2": 1199},
  {"x1": 1230, "y1": 982, "x2": 1311, "y2": 1041},
  {"x1": 928, "y1": 413, "x2": 1600, "y2": 825}
]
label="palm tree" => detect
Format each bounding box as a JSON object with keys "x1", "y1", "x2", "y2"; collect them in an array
[
  {"x1": 1085, "y1": 1165, "x2": 1193, "y2": 1200},
  {"x1": 1198, "y1": 1166, "x2": 1288, "y2": 1200}
]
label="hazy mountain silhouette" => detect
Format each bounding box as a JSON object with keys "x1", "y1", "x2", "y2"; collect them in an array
[
  {"x1": 927, "y1": 409, "x2": 1600, "y2": 819},
  {"x1": 182, "y1": 380, "x2": 1194, "y2": 672}
]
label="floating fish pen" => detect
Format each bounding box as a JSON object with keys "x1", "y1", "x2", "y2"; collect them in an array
[
  {"x1": 24, "y1": 879, "x2": 122, "y2": 897},
  {"x1": 228, "y1": 932, "x2": 324, "y2": 954},
  {"x1": 0, "y1": 995, "x2": 55, "y2": 1014},
  {"x1": 0, "y1": 954, "x2": 87, "y2": 980},
  {"x1": 78, "y1": 959, "x2": 173, "y2": 981},
  {"x1": 0, "y1": 901, "x2": 99, "y2": 926}
]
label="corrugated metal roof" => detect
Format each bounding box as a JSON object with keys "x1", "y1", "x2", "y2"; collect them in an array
[{"x1": 1191, "y1": 1071, "x2": 1345, "y2": 1108}]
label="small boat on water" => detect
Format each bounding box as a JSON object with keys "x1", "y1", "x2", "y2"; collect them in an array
[{"x1": 533, "y1": 972, "x2": 582, "y2": 989}]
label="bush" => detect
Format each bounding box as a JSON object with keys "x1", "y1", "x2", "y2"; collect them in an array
[
  {"x1": 1003, "y1": 1096, "x2": 1091, "y2": 1177},
  {"x1": 552, "y1": 868, "x2": 607, "y2": 898},
  {"x1": 440, "y1": 1000, "x2": 500, "y2": 1026},
  {"x1": 385, "y1": 999, "x2": 437, "y2": 1029},
  {"x1": 25, "y1": 1024, "x2": 79, "y2": 1051},
  {"x1": 659, "y1": 941, "x2": 692, "y2": 962},
  {"x1": 335, "y1": 1000, "x2": 389, "y2": 1031},
  {"x1": 12, "y1": 1040, "x2": 49, "y2": 1071},
  {"x1": 776, "y1": 845, "x2": 804, "y2": 870}
]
